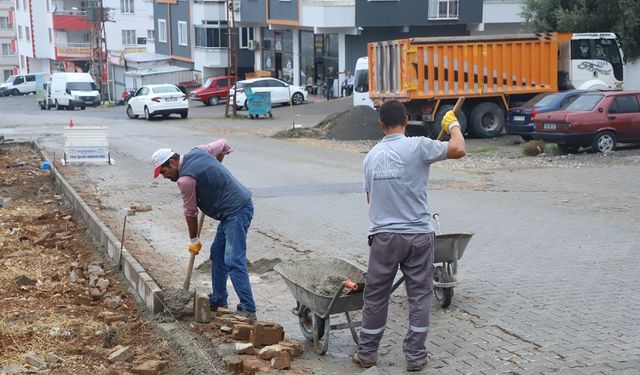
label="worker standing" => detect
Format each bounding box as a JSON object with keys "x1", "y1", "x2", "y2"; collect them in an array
[
  {"x1": 353, "y1": 100, "x2": 466, "y2": 371},
  {"x1": 151, "y1": 139, "x2": 257, "y2": 322}
]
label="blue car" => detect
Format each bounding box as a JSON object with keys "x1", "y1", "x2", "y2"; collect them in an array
[{"x1": 506, "y1": 90, "x2": 590, "y2": 140}]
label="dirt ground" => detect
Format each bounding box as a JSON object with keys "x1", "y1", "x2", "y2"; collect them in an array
[
  {"x1": 0, "y1": 144, "x2": 182, "y2": 374},
  {"x1": 0, "y1": 143, "x2": 316, "y2": 375}
]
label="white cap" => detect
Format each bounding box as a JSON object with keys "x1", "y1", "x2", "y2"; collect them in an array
[{"x1": 151, "y1": 148, "x2": 174, "y2": 178}]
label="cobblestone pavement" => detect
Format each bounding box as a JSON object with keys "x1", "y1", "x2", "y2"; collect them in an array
[{"x1": 2, "y1": 95, "x2": 640, "y2": 374}]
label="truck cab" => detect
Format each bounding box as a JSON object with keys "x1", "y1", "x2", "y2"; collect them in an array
[{"x1": 353, "y1": 57, "x2": 373, "y2": 108}]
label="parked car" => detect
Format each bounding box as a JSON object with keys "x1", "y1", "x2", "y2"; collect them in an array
[
  {"x1": 0, "y1": 73, "x2": 49, "y2": 96},
  {"x1": 189, "y1": 76, "x2": 236, "y2": 106},
  {"x1": 506, "y1": 90, "x2": 590, "y2": 140},
  {"x1": 532, "y1": 91, "x2": 640, "y2": 153},
  {"x1": 126, "y1": 84, "x2": 189, "y2": 120},
  {"x1": 229, "y1": 77, "x2": 308, "y2": 109}
]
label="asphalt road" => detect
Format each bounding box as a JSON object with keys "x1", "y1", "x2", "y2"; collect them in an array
[{"x1": 2, "y1": 94, "x2": 639, "y2": 374}]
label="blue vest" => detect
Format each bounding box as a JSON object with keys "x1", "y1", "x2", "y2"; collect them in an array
[{"x1": 179, "y1": 148, "x2": 251, "y2": 221}]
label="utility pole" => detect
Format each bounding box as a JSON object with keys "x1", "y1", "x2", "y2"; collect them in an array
[
  {"x1": 224, "y1": 0, "x2": 239, "y2": 118},
  {"x1": 88, "y1": 0, "x2": 109, "y2": 103}
]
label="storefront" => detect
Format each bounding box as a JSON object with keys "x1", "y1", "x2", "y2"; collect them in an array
[
  {"x1": 261, "y1": 29, "x2": 294, "y2": 83},
  {"x1": 261, "y1": 28, "x2": 339, "y2": 91}
]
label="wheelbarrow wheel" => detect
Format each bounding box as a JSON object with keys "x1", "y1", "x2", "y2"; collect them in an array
[
  {"x1": 298, "y1": 305, "x2": 324, "y2": 341},
  {"x1": 433, "y1": 266, "x2": 453, "y2": 308}
]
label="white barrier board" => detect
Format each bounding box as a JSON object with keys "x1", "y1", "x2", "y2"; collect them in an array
[{"x1": 63, "y1": 126, "x2": 112, "y2": 164}]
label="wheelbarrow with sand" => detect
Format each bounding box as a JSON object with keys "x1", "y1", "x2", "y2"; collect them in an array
[{"x1": 274, "y1": 222, "x2": 473, "y2": 355}]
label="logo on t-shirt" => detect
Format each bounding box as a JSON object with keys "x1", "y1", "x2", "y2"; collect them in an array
[{"x1": 371, "y1": 149, "x2": 404, "y2": 181}]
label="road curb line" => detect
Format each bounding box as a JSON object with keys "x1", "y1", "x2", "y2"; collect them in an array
[{"x1": 33, "y1": 142, "x2": 165, "y2": 314}]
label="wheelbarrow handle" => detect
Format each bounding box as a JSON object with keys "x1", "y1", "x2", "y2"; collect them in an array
[{"x1": 432, "y1": 213, "x2": 442, "y2": 235}]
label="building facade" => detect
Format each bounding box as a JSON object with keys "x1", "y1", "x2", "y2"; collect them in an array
[
  {"x1": 103, "y1": 0, "x2": 155, "y2": 99},
  {"x1": 0, "y1": 0, "x2": 18, "y2": 80},
  {"x1": 237, "y1": 0, "x2": 483, "y2": 92},
  {"x1": 153, "y1": 0, "x2": 192, "y2": 69},
  {"x1": 14, "y1": 0, "x2": 99, "y2": 75}
]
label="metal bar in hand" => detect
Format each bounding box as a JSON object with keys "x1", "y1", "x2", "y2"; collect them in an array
[{"x1": 437, "y1": 96, "x2": 465, "y2": 141}]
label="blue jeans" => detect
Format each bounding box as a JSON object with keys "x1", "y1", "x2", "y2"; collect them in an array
[{"x1": 208, "y1": 201, "x2": 256, "y2": 312}]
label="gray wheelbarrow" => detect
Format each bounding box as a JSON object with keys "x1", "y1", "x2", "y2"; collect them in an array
[{"x1": 274, "y1": 257, "x2": 407, "y2": 355}]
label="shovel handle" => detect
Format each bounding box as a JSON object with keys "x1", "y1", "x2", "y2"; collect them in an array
[
  {"x1": 183, "y1": 211, "x2": 206, "y2": 291},
  {"x1": 437, "y1": 97, "x2": 465, "y2": 141}
]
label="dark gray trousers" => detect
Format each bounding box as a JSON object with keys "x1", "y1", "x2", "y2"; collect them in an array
[{"x1": 356, "y1": 232, "x2": 435, "y2": 366}]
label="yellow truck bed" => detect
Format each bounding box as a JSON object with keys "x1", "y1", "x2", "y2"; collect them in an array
[{"x1": 369, "y1": 33, "x2": 568, "y2": 101}]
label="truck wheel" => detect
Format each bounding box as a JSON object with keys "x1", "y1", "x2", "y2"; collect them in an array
[
  {"x1": 10, "y1": 89, "x2": 19, "y2": 96},
  {"x1": 469, "y1": 102, "x2": 505, "y2": 138},
  {"x1": 208, "y1": 96, "x2": 220, "y2": 106},
  {"x1": 431, "y1": 104, "x2": 468, "y2": 139}
]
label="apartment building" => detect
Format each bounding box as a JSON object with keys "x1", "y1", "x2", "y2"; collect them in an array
[
  {"x1": 0, "y1": 0, "x2": 18, "y2": 80},
  {"x1": 13, "y1": 0, "x2": 98, "y2": 74}
]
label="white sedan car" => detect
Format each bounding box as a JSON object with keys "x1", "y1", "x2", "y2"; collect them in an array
[
  {"x1": 229, "y1": 77, "x2": 308, "y2": 110},
  {"x1": 126, "y1": 84, "x2": 189, "y2": 120}
]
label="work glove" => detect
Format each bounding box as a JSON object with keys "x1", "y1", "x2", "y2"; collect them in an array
[
  {"x1": 188, "y1": 238, "x2": 202, "y2": 255},
  {"x1": 441, "y1": 110, "x2": 461, "y2": 134}
]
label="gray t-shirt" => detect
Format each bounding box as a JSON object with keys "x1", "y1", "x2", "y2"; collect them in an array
[{"x1": 363, "y1": 133, "x2": 448, "y2": 234}]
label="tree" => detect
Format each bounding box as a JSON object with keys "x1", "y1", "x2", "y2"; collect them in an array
[{"x1": 522, "y1": 0, "x2": 640, "y2": 61}]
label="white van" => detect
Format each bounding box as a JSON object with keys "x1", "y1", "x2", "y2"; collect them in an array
[
  {"x1": 0, "y1": 73, "x2": 48, "y2": 96},
  {"x1": 353, "y1": 56, "x2": 373, "y2": 108},
  {"x1": 50, "y1": 72, "x2": 101, "y2": 110}
]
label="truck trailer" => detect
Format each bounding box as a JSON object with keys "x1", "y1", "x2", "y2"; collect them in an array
[{"x1": 367, "y1": 32, "x2": 624, "y2": 138}]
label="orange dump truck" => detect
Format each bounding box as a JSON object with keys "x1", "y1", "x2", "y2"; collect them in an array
[{"x1": 368, "y1": 32, "x2": 624, "y2": 138}]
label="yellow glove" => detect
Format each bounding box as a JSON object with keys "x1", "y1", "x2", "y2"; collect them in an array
[
  {"x1": 441, "y1": 110, "x2": 461, "y2": 134},
  {"x1": 188, "y1": 238, "x2": 202, "y2": 255}
]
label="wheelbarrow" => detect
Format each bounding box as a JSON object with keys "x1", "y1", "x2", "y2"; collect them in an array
[
  {"x1": 274, "y1": 257, "x2": 394, "y2": 355},
  {"x1": 274, "y1": 224, "x2": 473, "y2": 354}
]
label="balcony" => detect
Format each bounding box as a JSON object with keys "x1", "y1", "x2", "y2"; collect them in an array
[
  {"x1": 55, "y1": 42, "x2": 93, "y2": 60},
  {"x1": 300, "y1": 0, "x2": 355, "y2": 28},
  {"x1": 52, "y1": 10, "x2": 91, "y2": 30}
]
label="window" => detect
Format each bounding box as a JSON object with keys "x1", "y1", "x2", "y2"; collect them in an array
[
  {"x1": 120, "y1": 0, "x2": 134, "y2": 14},
  {"x1": 25, "y1": 74, "x2": 35, "y2": 82},
  {"x1": 239, "y1": 27, "x2": 254, "y2": 49},
  {"x1": 137, "y1": 37, "x2": 147, "y2": 45},
  {"x1": 158, "y1": 19, "x2": 167, "y2": 43},
  {"x1": 122, "y1": 30, "x2": 136, "y2": 45},
  {"x1": 609, "y1": 95, "x2": 640, "y2": 114},
  {"x1": 178, "y1": 21, "x2": 187, "y2": 46},
  {"x1": 428, "y1": 0, "x2": 459, "y2": 20},
  {"x1": 0, "y1": 16, "x2": 9, "y2": 29},
  {"x1": 147, "y1": 29, "x2": 154, "y2": 42},
  {"x1": 25, "y1": 27, "x2": 30, "y2": 42},
  {"x1": 1, "y1": 43, "x2": 12, "y2": 56},
  {"x1": 266, "y1": 79, "x2": 286, "y2": 87},
  {"x1": 14, "y1": 75, "x2": 24, "y2": 84},
  {"x1": 194, "y1": 21, "x2": 228, "y2": 48},
  {"x1": 18, "y1": 26, "x2": 22, "y2": 40},
  {"x1": 49, "y1": 28, "x2": 52, "y2": 43}
]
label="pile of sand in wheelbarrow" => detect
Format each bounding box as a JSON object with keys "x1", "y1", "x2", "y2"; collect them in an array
[{"x1": 274, "y1": 105, "x2": 382, "y2": 141}]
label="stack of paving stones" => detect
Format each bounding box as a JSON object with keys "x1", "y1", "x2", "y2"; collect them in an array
[{"x1": 191, "y1": 294, "x2": 303, "y2": 375}]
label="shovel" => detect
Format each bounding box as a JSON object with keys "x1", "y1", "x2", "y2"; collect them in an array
[{"x1": 183, "y1": 211, "x2": 206, "y2": 292}]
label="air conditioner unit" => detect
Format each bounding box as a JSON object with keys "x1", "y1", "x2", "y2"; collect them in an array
[
  {"x1": 232, "y1": 0, "x2": 241, "y2": 12},
  {"x1": 247, "y1": 40, "x2": 259, "y2": 51}
]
